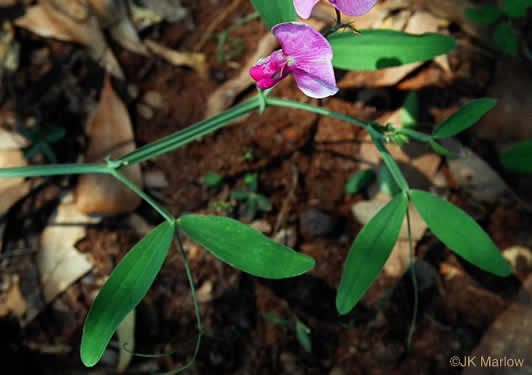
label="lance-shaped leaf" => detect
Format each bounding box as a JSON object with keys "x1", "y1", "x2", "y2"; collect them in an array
[
  {"x1": 410, "y1": 190, "x2": 511, "y2": 277},
  {"x1": 178, "y1": 215, "x2": 314, "y2": 279},
  {"x1": 465, "y1": 5, "x2": 503, "y2": 24},
  {"x1": 81, "y1": 221, "x2": 175, "y2": 367},
  {"x1": 345, "y1": 170, "x2": 375, "y2": 195},
  {"x1": 336, "y1": 193, "x2": 408, "y2": 315},
  {"x1": 329, "y1": 30, "x2": 456, "y2": 71},
  {"x1": 400, "y1": 92, "x2": 419, "y2": 129},
  {"x1": 432, "y1": 98, "x2": 497, "y2": 139},
  {"x1": 250, "y1": 0, "x2": 296, "y2": 30},
  {"x1": 501, "y1": 140, "x2": 532, "y2": 173}
]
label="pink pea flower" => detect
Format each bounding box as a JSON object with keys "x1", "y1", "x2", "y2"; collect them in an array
[
  {"x1": 250, "y1": 22, "x2": 338, "y2": 99},
  {"x1": 294, "y1": 0, "x2": 377, "y2": 19}
]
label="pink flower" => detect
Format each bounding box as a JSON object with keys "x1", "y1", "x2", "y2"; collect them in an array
[
  {"x1": 294, "y1": 0, "x2": 377, "y2": 19},
  {"x1": 250, "y1": 22, "x2": 338, "y2": 99}
]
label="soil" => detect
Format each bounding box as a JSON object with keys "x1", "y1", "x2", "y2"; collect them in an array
[{"x1": 1, "y1": 0, "x2": 532, "y2": 374}]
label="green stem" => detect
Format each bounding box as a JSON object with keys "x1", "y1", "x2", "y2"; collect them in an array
[
  {"x1": 367, "y1": 127, "x2": 410, "y2": 192},
  {"x1": 266, "y1": 97, "x2": 371, "y2": 130},
  {"x1": 405, "y1": 202, "x2": 418, "y2": 350},
  {"x1": 0, "y1": 163, "x2": 108, "y2": 178},
  {"x1": 109, "y1": 169, "x2": 175, "y2": 223},
  {"x1": 159, "y1": 232, "x2": 203, "y2": 375},
  {"x1": 119, "y1": 96, "x2": 261, "y2": 166}
]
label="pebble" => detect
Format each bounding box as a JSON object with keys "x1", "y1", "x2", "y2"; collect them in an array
[
  {"x1": 299, "y1": 208, "x2": 336, "y2": 237},
  {"x1": 273, "y1": 227, "x2": 297, "y2": 248},
  {"x1": 143, "y1": 90, "x2": 165, "y2": 108},
  {"x1": 137, "y1": 103, "x2": 154, "y2": 119}
]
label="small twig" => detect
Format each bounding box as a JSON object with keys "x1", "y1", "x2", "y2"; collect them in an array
[
  {"x1": 195, "y1": 0, "x2": 243, "y2": 52},
  {"x1": 273, "y1": 165, "x2": 299, "y2": 234},
  {"x1": 335, "y1": 8, "x2": 342, "y2": 25}
]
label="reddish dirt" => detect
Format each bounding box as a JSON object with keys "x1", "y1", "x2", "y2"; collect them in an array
[{"x1": 1, "y1": 1, "x2": 532, "y2": 374}]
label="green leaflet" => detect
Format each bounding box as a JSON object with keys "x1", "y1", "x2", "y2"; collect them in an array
[
  {"x1": 465, "y1": 5, "x2": 503, "y2": 24},
  {"x1": 432, "y1": 98, "x2": 497, "y2": 139},
  {"x1": 329, "y1": 30, "x2": 456, "y2": 71},
  {"x1": 345, "y1": 170, "x2": 376, "y2": 195},
  {"x1": 503, "y1": 0, "x2": 532, "y2": 18},
  {"x1": 81, "y1": 221, "x2": 175, "y2": 367},
  {"x1": 500, "y1": 140, "x2": 532, "y2": 173},
  {"x1": 336, "y1": 193, "x2": 408, "y2": 315},
  {"x1": 177, "y1": 215, "x2": 315, "y2": 279},
  {"x1": 400, "y1": 92, "x2": 419, "y2": 129},
  {"x1": 250, "y1": 0, "x2": 296, "y2": 30},
  {"x1": 494, "y1": 22, "x2": 519, "y2": 56},
  {"x1": 410, "y1": 190, "x2": 511, "y2": 277}
]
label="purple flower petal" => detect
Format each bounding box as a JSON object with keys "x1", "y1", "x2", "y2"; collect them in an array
[
  {"x1": 330, "y1": 0, "x2": 377, "y2": 16},
  {"x1": 250, "y1": 22, "x2": 339, "y2": 98},
  {"x1": 272, "y1": 22, "x2": 333, "y2": 64},
  {"x1": 249, "y1": 50, "x2": 289, "y2": 89},
  {"x1": 292, "y1": 68, "x2": 339, "y2": 98},
  {"x1": 293, "y1": 0, "x2": 320, "y2": 19}
]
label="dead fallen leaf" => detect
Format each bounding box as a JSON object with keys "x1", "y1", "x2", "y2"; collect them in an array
[
  {"x1": 128, "y1": 0, "x2": 163, "y2": 30},
  {"x1": 441, "y1": 138, "x2": 507, "y2": 203},
  {"x1": 145, "y1": 39, "x2": 208, "y2": 79},
  {"x1": 0, "y1": 275, "x2": 28, "y2": 320},
  {"x1": 463, "y1": 275, "x2": 532, "y2": 375},
  {"x1": 134, "y1": 0, "x2": 188, "y2": 23},
  {"x1": 75, "y1": 76, "x2": 143, "y2": 214},
  {"x1": 88, "y1": 0, "x2": 148, "y2": 55},
  {"x1": 39, "y1": 194, "x2": 100, "y2": 303},
  {"x1": 0, "y1": 0, "x2": 16, "y2": 7},
  {"x1": 0, "y1": 22, "x2": 19, "y2": 83},
  {"x1": 117, "y1": 309, "x2": 135, "y2": 373},
  {"x1": 15, "y1": 0, "x2": 125, "y2": 78},
  {"x1": 475, "y1": 58, "x2": 532, "y2": 142},
  {"x1": 0, "y1": 128, "x2": 29, "y2": 149},
  {"x1": 205, "y1": 33, "x2": 277, "y2": 117}
]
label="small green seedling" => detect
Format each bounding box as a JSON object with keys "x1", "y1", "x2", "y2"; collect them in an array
[
  {"x1": 262, "y1": 313, "x2": 312, "y2": 353},
  {"x1": 18, "y1": 123, "x2": 66, "y2": 162},
  {"x1": 345, "y1": 169, "x2": 376, "y2": 195},
  {"x1": 501, "y1": 140, "x2": 532, "y2": 173},
  {"x1": 465, "y1": 0, "x2": 532, "y2": 56},
  {"x1": 232, "y1": 173, "x2": 272, "y2": 220},
  {"x1": 203, "y1": 172, "x2": 223, "y2": 188}
]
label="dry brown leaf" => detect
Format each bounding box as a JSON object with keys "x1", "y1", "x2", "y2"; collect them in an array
[
  {"x1": 75, "y1": 76, "x2": 143, "y2": 214},
  {"x1": 134, "y1": 0, "x2": 188, "y2": 23},
  {"x1": 15, "y1": 0, "x2": 125, "y2": 78},
  {"x1": 88, "y1": 0, "x2": 148, "y2": 55},
  {"x1": 0, "y1": 0, "x2": 17, "y2": 7},
  {"x1": 0, "y1": 22, "x2": 19, "y2": 83},
  {"x1": 128, "y1": 0, "x2": 163, "y2": 30},
  {"x1": 463, "y1": 275, "x2": 532, "y2": 375},
  {"x1": 0, "y1": 275, "x2": 28, "y2": 320},
  {"x1": 0, "y1": 128, "x2": 29, "y2": 149},
  {"x1": 39, "y1": 194, "x2": 100, "y2": 303},
  {"x1": 205, "y1": 33, "x2": 277, "y2": 118},
  {"x1": 441, "y1": 138, "x2": 507, "y2": 203},
  {"x1": 145, "y1": 39, "x2": 208, "y2": 79},
  {"x1": 475, "y1": 58, "x2": 532, "y2": 142},
  {"x1": 0, "y1": 150, "x2": 31, "y2": 211}
]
